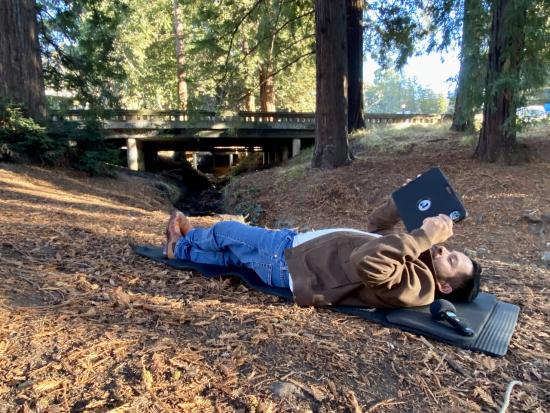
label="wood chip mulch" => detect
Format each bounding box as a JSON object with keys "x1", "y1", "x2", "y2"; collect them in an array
[{"x1": 0, "y1": 128, "x2": 549, "y2": 412}]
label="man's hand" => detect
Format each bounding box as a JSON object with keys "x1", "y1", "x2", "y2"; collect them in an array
[{"x1": 420, "y1": 214, "x2": 454, "y2": 245}]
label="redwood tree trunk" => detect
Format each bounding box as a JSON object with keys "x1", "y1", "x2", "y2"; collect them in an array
[
  {"x1": 346, "y1": 0, "x2": 365, "y2": 132},
  {"x1": 0, "y1": 0, "x2": 46, "y2": 121},
  {"x1": 451, "y1": 0, "x2": 482, "y2": 132},
  {"x1": 312, "y1": 0, "x2": 350, "y2": 168},
  {"x1": 451, "y1": 62, "x2": 471, "y2": 131},
  {"x1": 475, "y1": 0, "x2": 527, "y2": 163},
  {"x1": 241, "y1": 41, "x2": 256, "y2": 111},
  {"x1": 242, "y1": 92, "x2": 256, "y2": 111},
  {"x1": 259, "y1": 63, "x2": 276, "y2": 112},
  {"x1": 172, "y1": 0, "x2": 188, "y2": 110}
]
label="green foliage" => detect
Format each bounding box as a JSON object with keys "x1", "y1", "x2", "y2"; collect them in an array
[
  {"x1": 38, "y1": 0, "x2": 129, "y2": 109},
  {"x1": 224, "y1": 186, "x2": 264, "y2": 225},
  {"x1": 365, "y1": 69, "x2": 450, "y2": 114},
  {"x1": 460, "y1": 133, "x2": 478, "y2": 149},
  {"x1": 47, "y1": 115, "x2": 122, "y2": 176},
  {"x1": 0, "y1": 100, "x2": 120, "y2": 175},
  {"x1": 0, "y1": 100, "x2": 66, "y2": 165},
  {"x1": 517, "y1": 1, "x2": 550, "y2": 107},
  {"x1": 228, "y1": 153, "x2": 264, "y2": 177},
  {"x1": 481, "y1": 0, "x2": 550, "y2": 139},
  {"x1": 352, "y1": 122, "x2": 454, "y2": 154},
  {"x1": 115, "y1": 0, "x2": 316, "y2": 111},
  {"x1": 116, "y1": 0, "x2": 179, "y2": 109},
  {"x1": 365, "y1": 0, "x2": 427, "y2": 69}
]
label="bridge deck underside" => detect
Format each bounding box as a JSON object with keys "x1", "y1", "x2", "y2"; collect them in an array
[{"x1": 106, "y1": 127, "x2": 314, "y2": 152}]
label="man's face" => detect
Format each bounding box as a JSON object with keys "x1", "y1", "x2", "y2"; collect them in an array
[{"x1": 431, "y1": 245, "x2": 473, "y2": 284}]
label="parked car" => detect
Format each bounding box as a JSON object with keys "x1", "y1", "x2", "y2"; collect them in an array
[{"x1": 517, "y1": 105, "x2": 548, "y2": 121}]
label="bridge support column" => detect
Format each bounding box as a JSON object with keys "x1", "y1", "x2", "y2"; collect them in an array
[
  {"x1": 127, "y1": 138, "x2": 145, "y2": 171},
  {"x1": 292, "y1": 139, "x2": 301, "y2": 157}
]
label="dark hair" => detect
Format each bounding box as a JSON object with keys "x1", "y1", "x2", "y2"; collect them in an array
[{"x1": 443, "y1": 258, "x2": 482, "y2": 303}]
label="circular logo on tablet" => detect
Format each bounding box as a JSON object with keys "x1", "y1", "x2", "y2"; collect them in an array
[
  {"x1": 449, "y1": 210, "x2": 461, "y2": 220},
  {"x1": 417, "y1": 199, "x2": 432, "y2": 211}
]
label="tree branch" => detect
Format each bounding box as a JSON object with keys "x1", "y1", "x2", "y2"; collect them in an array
[
  {"x1": 222, "y1": 8, "x2": 315, "y2": 78},
  {"x1": 229, "y1": 49, "x2": 315, "y2": 105},
  {"x1": 220, "y1": 0, "x2": 264, "y2": 84}
]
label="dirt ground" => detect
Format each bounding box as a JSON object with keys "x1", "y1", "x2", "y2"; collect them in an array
[{"x1": 0, "y1": 124, "x2": 549, "y2": 412}]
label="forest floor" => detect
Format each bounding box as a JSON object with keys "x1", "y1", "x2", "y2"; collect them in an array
[{"x1": 0, "y1": 122, "x2": 549, "y2": 412}]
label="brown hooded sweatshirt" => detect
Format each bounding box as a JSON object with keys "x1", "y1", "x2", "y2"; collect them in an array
[{"x1": 285, "y1": 199, "x2": 438, "y2": 309}]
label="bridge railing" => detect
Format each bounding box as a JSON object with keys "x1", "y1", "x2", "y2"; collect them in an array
[{"x1": 49, "y1": 110, "x2": 450, "y2": 125}]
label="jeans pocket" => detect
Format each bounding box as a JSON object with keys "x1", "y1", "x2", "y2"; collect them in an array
[{"x1": 250, "y1": 262, "x2": 273, "y2": 286}]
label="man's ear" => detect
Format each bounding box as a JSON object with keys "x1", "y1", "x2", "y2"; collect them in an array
[{"x1": 437, "y1": 280, "x2": 453, "y2": 294}]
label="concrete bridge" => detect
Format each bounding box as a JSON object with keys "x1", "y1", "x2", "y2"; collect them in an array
[{"x1": 51, "y1": 110, "x2": 449, "y2": 172}]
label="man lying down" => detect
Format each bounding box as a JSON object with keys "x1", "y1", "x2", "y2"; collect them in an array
[{"x1": 163, "y1": 196, "x2": 482, "y2": 309}]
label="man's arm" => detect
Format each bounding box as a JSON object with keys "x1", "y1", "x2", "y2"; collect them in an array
[
  {"x1": 350, "y1": 229, "x2": 434, "y2": 307},
  {"x1": 366, "y1": 197, "x2": 401, "y2": 234},
  {"x1": 351, "y1": 215, "x2": 454, "y2": 307}
]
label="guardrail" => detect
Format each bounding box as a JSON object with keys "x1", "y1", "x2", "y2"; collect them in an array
[{"x1": 49, "y1": 110, "x2": 450, "y2": 125}]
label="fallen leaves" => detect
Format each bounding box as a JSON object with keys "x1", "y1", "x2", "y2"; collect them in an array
[{"x1": 1, "y1": 144, "x2": 549, "y2": 412}]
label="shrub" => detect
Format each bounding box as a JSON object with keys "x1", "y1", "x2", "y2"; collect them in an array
[
  {"x1": 0, "y1": 100, "x2": 66, "y2": 165},
  {"x1": 0, "y1": 100, "x2": 122, "y2": 176},
  {"x1": 50, "y1": 116, "x2": 121, "y2": 176}
]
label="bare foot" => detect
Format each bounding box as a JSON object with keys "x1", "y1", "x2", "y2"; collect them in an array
[
  {"x1": 164, "y1": 210, "x2": 183, "y2": 259},
  {"x1": 179, "y1": 213, "x2": 194, "y2": 235}
]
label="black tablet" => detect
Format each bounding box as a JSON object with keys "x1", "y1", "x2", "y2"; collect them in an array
[{"x1": 391, "y1": 167, "x2": 467, "y2": 231}]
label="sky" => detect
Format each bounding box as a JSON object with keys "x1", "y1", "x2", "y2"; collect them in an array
[{"x1": 364, "y1": 49, "x2": 462, "y2": 95}]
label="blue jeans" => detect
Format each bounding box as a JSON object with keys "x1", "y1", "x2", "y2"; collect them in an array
[{"x1": 174, "y1": 221, "x2": 296, "y2": 288}]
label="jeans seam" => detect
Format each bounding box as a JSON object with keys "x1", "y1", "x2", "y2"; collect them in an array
[{"x1": 213, "y1": 230, "x2": 266, "y2": 255}]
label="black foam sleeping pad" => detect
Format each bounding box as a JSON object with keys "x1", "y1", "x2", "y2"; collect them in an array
[{"x1": 134, "y1": 245, "x2": 519, "y2": 357}]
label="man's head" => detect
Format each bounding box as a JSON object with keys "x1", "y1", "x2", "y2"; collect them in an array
[{"x1": 431, "y1": 245, "x2": 482, "y2": 302}]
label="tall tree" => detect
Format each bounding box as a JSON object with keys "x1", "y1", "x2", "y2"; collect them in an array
[
  {"x1": 423, "y1": 0, "x2": 487, "y2": 131},
  {"x1": 258, "y1": 0, "x2": 278, "y2": 112},
  {"x1": 0, "y1": 0, "x2": 46, "y2": 120},
  {"x1": 346, "y1": 0, "x2": 365, "y2": 131},
  {"x1": 172, "y1": 0, "x2": 188, "y2": 110},
  {"x1": 116, "y1": 0, "x2": 179, "y2": 109},
  {"x1": 38, "y1": 0, "x2": 128, "y2": 109},
  {"x1": 450, "y1": 0, "x2": 487, "y2": 131},
  {"x1": 475, "y1": 0, "x2": 527, "y2": 163},
  {"x1": 365, "y1": 68, "x2": 449, "y2": 113},
  {"x1": 192, "y1": 0, "x2": 316, "y2": 112},
  {"x1": 312, "y1": 0, "x2": 351, "y2": 168}
]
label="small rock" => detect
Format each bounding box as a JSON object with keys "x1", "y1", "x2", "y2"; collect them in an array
[
  {"x1": 464, "y1": 248, "x2": 478, "y2": 259},
  {"x1": 527, "y1": 222, "x2": 545, "y2": 236},
  {"x1": 477, "y1": 247, "x2": 489, "y2": 255},
  {"x1": 269, "y1": 381, "x2": 308, "y2": 401},
  {"x1": 522, "y1": 210, "x2": 542, "y2": 223},
  {"x1": 541, "y1": 252, "x2": 550, "y2": 268}
]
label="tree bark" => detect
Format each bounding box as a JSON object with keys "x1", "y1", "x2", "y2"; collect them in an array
[
  {"x1": 346, "y1": 0, "x2": 365, "y2": 132},
  {"x1": 475, "y1": 0, "x2": 527, "y2": 163},
  {"x1": 451, "y1": 62, "x2": 471, "y2": 131},
  {"x1": 241, "y1": 40, "x2": 256, "y2": 111},
  {"x1": 0, "y1": 0, "x2": 46, "y2": 121},
  {"x1": 312, "y1": 0, "x2": 350, "y2": 168},
  {"x1": 172, "y1": 0, "x2": 188, "y2": 110},
  {"x1": 259, "y1": 62, "x2": 276, "y2": 111},
  {"x1": 242, "y1": 92, "x2": 256, "y2": 111},
  {"x1": 451, "y1": 0, "x2": 482, "y2": 132}
]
